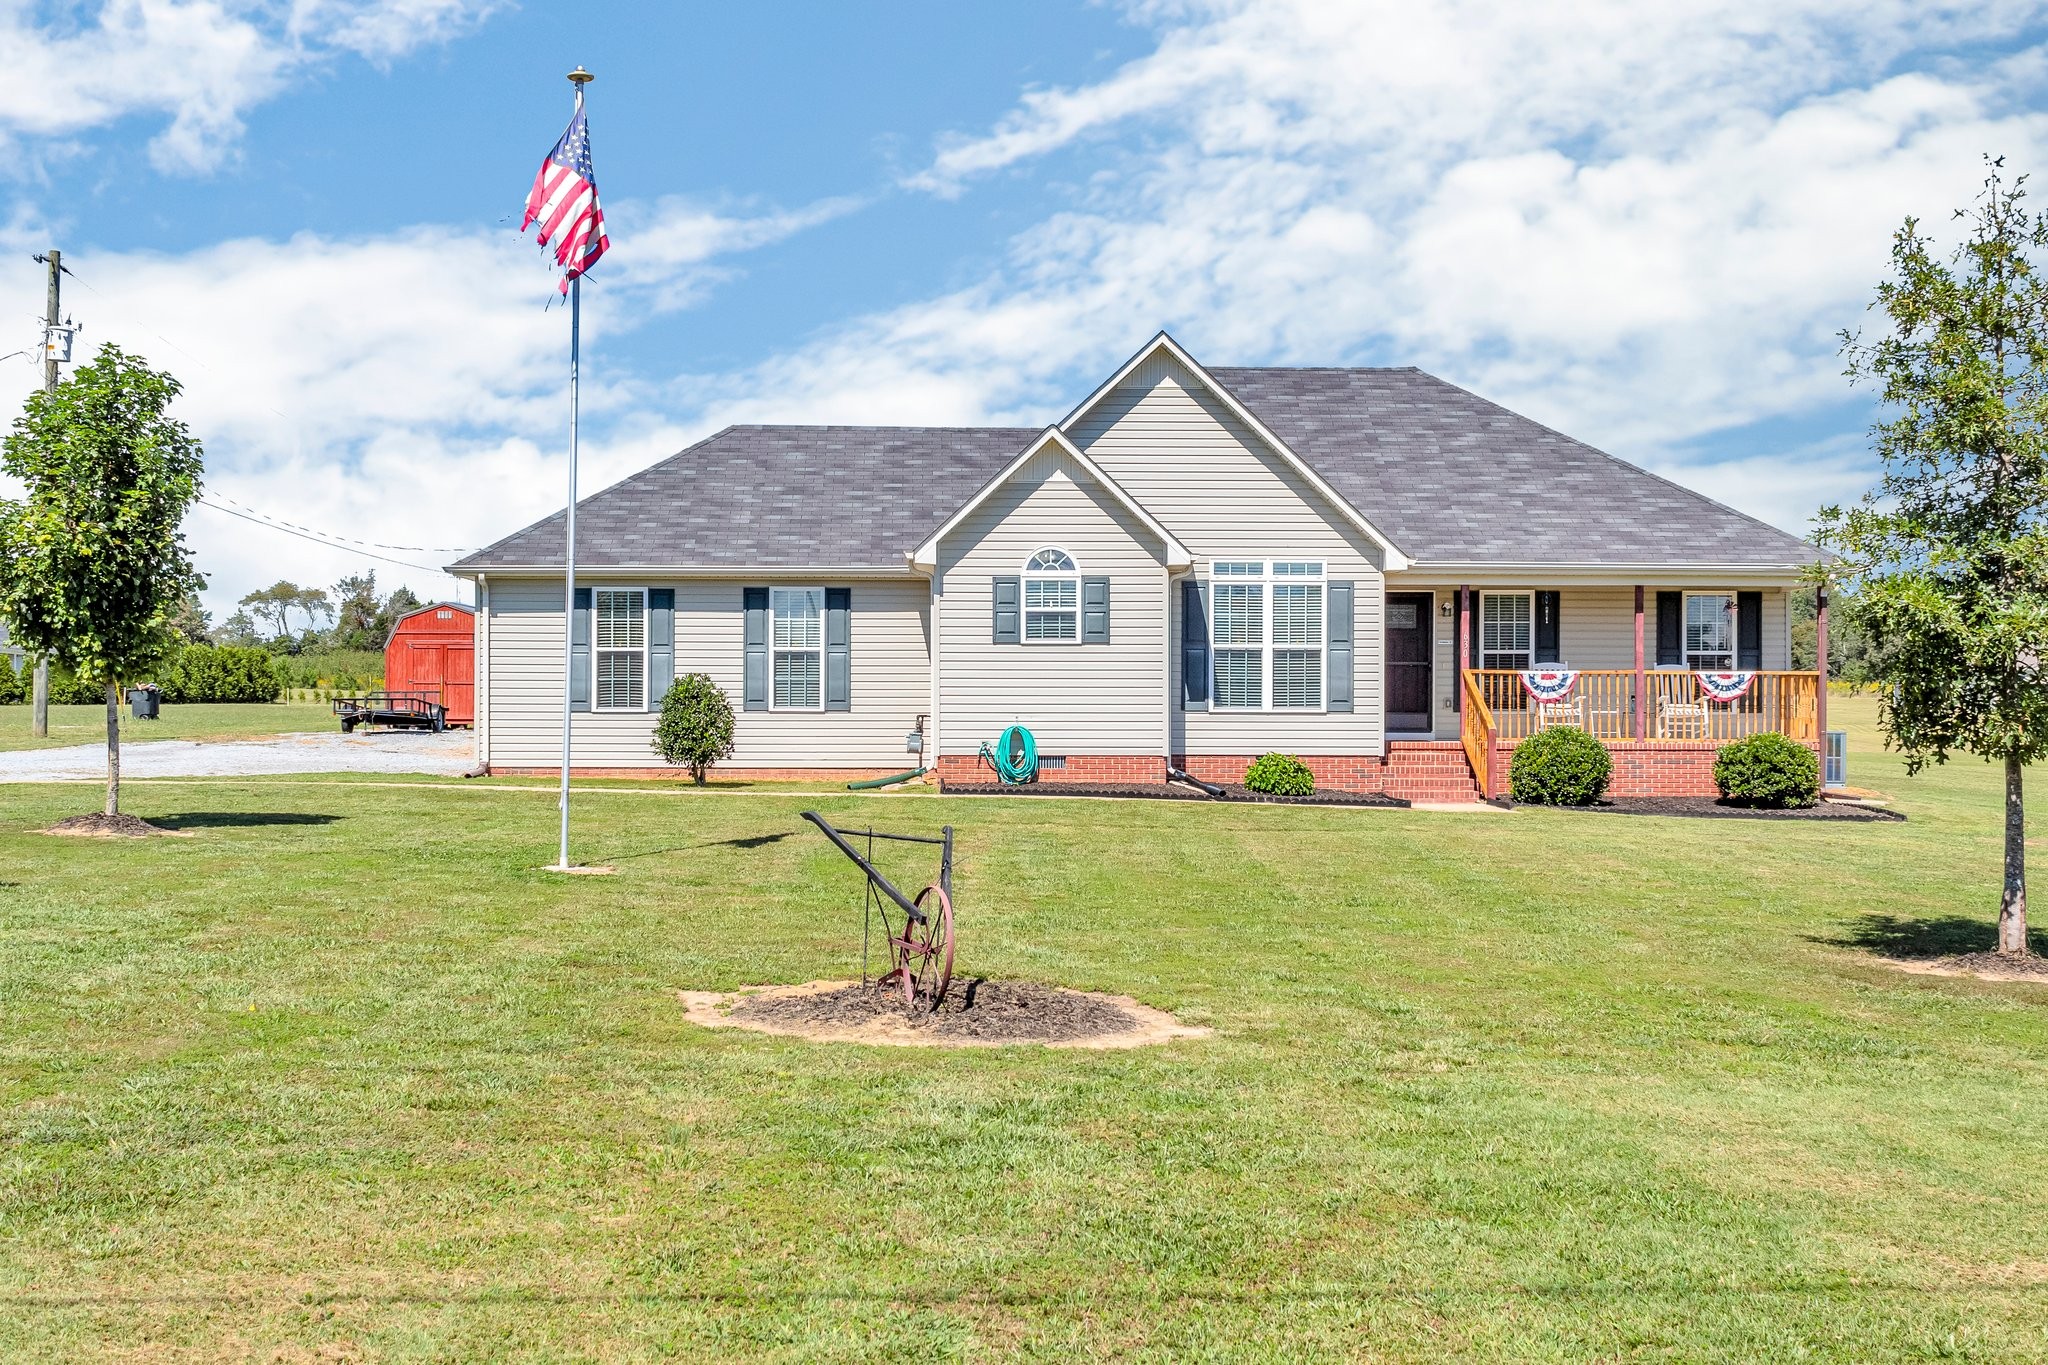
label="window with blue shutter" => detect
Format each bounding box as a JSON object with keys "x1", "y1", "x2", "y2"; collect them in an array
[
  {"x1": 825, "y1": 588, "x2": 851, "y2": 711},
  {"x1": 742, "y1": 587, "x2": 768, "y2": 711},
  {"x1": 1180, "y1": 580, "x2": 1209, "y2": 711},
  {"x1": 1081, "y1": 577, "x2": 1109, "y2": 643},
  {"x1": 1535, "y1": 590, "x2": 1561, "y2": 665},
  {"x1": 648, "y1": 588, "x2": 675, "y2": 704},
  {"x1": 1655, "y1": 591, "x2": 1683, "y2": 666},
  {"x1": 569, "y1": 587, "x2": 591, "y2": 712},
  {"x1": 1326, "y1": 580, "x2": 1353, "y2": 712},
  {"x1": 991, "y1": 576, "x2": 1020, "y2": 644}
]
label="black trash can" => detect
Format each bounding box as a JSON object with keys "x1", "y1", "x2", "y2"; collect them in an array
[{"x1": 128, "y1": 685, "x2": 161, "y2": 720}]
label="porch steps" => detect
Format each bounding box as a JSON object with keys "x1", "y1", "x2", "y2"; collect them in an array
[{"x1": 1382, "y1": 741, "x2": 1484, "y2": 804}]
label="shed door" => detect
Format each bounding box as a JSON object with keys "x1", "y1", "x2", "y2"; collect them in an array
[
  {"x1": 1385, "y1": 592, "x2": 1433, "y2": 732},
  {"x1": 440, "y1": 639, "x2": 474, "y2": 726}
]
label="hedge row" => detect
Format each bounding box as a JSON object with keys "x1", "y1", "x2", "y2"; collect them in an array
[{"x1": 0, "y1": 645, "x2": 286, "y2": 705}]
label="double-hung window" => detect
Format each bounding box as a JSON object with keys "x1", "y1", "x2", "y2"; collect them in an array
[
  {"x1": 1022, "y1": 547, "x2": 1079, "y2": 642},
  {"x1": 771, "y1": 587, "x2": 825, "y2": 710},
  {"x1": 1479, "y1": 592, "x2": 1533, "y2": 670},
  {"x1": 593, "y1": 588, "x2": 647, "y2": 710},
  {"x1": 1684, "y1": 591, "x2": 1736, "y2": 670},
  {"x1": 1211, "y1": 560, "x2": 1324, "y2": 710}
]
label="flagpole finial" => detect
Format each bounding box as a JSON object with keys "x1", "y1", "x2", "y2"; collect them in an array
[{"x1": 567, "y1": 66, "x2": 594, "y2": 85}]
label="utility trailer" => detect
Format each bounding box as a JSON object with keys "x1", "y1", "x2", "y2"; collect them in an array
[{"x1": 333, "y1": 691, "x2": 448, "y2": 733}]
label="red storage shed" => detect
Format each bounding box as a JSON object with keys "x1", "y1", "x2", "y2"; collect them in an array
[{"x1": 384, "y1": 603, "x2": 476, "y2": 727}]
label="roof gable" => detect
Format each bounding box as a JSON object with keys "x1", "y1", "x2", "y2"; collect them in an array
[{"x1": 909, "y1": 427, "x2": 1191, "y2": 571}]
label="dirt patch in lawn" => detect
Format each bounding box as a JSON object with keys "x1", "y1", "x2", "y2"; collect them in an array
[
  {"x1": 680, "y1": 979, "x2": 1210, "y2": 1049},
  {"x1": 1887, "y1": 952, "x2": 2048, "y2": 985},
  {"x1": 43, "y1": 812, "x2": 186, "y2": 838}
]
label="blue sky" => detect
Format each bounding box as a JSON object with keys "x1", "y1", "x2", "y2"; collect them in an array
[{"x1": 7, "y1": 0, "x2": 2048, "y2": 619}]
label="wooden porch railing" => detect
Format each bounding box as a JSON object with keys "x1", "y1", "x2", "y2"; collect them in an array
[
  {"x1": 1460, "y1": 669, "x2": 1498, "y2": 798},
  {"x1": 1462, "y1": 670, "x2": 1820, "y2": 745}
]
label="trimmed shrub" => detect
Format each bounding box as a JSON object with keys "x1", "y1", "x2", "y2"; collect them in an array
[
  {"x1": 0, "y1": 656, "x2": 20, "y2": 704},
  {"x1": 1509, "y1": 725, "x2": 1612, "y2": 806},
  {"x1": 49, "y1": 667, "x2": 107, "y2": 705},
  {"x1": 1244, "y1": 752, "x2": 1315, "y2": 796},
  {"x1": 153, "y1": 645, "x2": 287, "y2": 704},
  {"x1": 1714, "y1": 732, "x2": 1819, "y2": 808},
  {"x1": 652, "y1": 672, "x2": 736, "y2": 784}
]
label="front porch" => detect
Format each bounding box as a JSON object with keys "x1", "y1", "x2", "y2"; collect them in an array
[{"x1": 1457, "y1": 668, "x2": 1824, "y2": 799}]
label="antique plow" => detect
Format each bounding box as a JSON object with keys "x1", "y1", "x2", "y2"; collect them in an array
[{"x1": 801, "y1": 811, "x2": 956, "y2": 1009}]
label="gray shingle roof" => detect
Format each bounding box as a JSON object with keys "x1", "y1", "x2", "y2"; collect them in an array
[
  {"x1": 455, "y1": 369, "x2": 1818, "y2": 572},
  {"x1": 455, "y1": 425, "x2": 1035, "y2": 571},
  {"x1": 1209, "y1": 366, "x2": 1819, "y2": 566}
]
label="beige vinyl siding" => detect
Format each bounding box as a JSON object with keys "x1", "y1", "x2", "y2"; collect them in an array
[
  {"x1": 934, "y1": 446, "x2": 1168, "y2": 757},
  {"x1": 1400, "y1": 583, "x2": 1793, "y2": 739},
  {"x1": 1069, "y1": 351, "x2": 1385, "y2": 755},
  {"x1": 485, "y1": 576, "x2": 931, "y2": 769}
]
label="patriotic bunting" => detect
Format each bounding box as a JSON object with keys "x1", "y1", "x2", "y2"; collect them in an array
[
  {"x1": 1695, "y1": 671, "x2": 1756, "y2": 703},
  {"x1": 1520, "y1": 669, "x2": 1578, "y2": 702}
]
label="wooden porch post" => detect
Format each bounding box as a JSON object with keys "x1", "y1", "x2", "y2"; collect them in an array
[
  {"x1": 1815, "y1": 584, "x2": 1829, "y2": 745},
  {"x1": 1632, "y1": 585, "x2": 1646, "y2": 742},
  {"x1": 1456, "y1": 585, "x2": 1470, "y2": 715}
]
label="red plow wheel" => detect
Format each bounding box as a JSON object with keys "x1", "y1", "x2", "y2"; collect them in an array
[{"x1": 890, "y1": 883, "x2": 954, "y2": 1010}]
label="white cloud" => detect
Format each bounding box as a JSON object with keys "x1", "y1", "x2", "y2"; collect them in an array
[
  {"x1": 0, "y1": 0, "x2": 497, "y2": 173},
  {"x1": 0, "y1": 195, "x2": 835, "y2": 614}
]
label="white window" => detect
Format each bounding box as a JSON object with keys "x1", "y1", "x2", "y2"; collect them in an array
[
  {"x1": 1479, "y1": 592, "x2": 1533, "y2": 670},
  {"x1": 1685, "y1": 591, "x2": 1736, "y2": 670},
  {"x1": 593, "y1": 588, "x2": 646, "y2": 711},
  {"x1": 1210, "y1": 560, "x2": 1324, "y2": 710},
  {"x1": 1022, "y1": 547, "x2": 1079, "y2": 642},
  {"x1": 771, "y1": 587, "x2": 825, "y2": 710}
]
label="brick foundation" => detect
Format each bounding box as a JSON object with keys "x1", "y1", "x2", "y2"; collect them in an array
[
  {"x1": 490, "y1": 765, "x2": 921, "y2": 783},
  {"x1": 1171, "y1": 753, "x2": 1390, "y2": 794},
  {"x1": 936, "y1": 753, "x2": 1167, "y2": 786},
  {"x1": 1490, "y1": 740, "x2": 1821, "y2": 798}
]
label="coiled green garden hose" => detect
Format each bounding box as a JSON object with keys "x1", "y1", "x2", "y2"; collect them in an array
[{"x1": 978, "y1": 723, "x2": 1038, "y2": 784}]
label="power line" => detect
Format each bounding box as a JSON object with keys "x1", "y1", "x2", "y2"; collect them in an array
[
  {"x1": 198, "y1": 499, "x2": 458, "y2": 575},
  {"x1": 204, "y1": 493, "x2": 476, "y2": 553}
]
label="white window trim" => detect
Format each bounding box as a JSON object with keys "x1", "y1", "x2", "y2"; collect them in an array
[
  {"x1": 1208, "y1": 558, "x2": 1329, "y2": 713},
  {"x1": 769, "y1": 585, "x2": 828, "y2": 713},
  {"x1": 1682, "y1": 588, "x2": 1739, "y2": 672},
  {"x1": 1478, "y1": 590, "x2": 1535, "y2": 671},
  {"x1": 1022, "y1": 546, "x2": 1081, "y2": 646},
  {"x1": 592, "y1": 586, "x2": 649, "y2": 713}
]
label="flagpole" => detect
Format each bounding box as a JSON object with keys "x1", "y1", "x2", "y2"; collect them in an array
[{"x1": 555, "y1": 66, "x2": 593, "y2": 872}]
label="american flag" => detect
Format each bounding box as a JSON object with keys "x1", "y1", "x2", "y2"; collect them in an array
[{"x1": 523, "y1": 96, "x2": 609, "y2": 293}]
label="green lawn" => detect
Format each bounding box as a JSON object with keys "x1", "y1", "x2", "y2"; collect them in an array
[
  {"x1": 2, "y1": 696, "x2": 2045, "y2": 1361},
  {"x1": 0, "y1": 700, "x2": 338, "y2": 752}
]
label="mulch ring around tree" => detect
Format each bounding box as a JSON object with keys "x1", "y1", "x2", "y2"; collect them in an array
[
  {"x1": 679, "y1": 979, "x2": 1212, "y2": 1049},
  {"x1": 1508, "y1": 796, "x2": 1905, "y2": 821},
  {"x1": 43, "y1": 812, "x2": 186, "y2": 838},
  {"x1": 1888, "y1": 952, "x2": 2048, "y2": 985}
]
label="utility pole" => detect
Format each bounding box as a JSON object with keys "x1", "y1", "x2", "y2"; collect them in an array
[{"x1": 28, "y1": 249, "x2": 58, "y2": 737}]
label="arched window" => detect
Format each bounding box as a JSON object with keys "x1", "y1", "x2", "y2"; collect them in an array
[{"x1": 1022, "y1": 547, "x2": 1079, "y2": 642}]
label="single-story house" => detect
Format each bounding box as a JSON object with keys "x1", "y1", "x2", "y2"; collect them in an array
[{"x1": 450, "y1": 333, "x2": 1827, "y2": 800}]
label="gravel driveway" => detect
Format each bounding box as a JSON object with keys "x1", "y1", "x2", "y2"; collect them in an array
[{"x1": 0, "y1": 730, "x2": 477, "y2": 781}]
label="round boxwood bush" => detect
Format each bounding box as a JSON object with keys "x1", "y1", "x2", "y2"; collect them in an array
[
  {"x1": 1713, "y1": 732, "x2": 1819, "y2": 808},
  {"x1": 652, "y1": 672, "x2": 736, "y2": 784},
  {"x1": 1509, "y1": 725, "x2": 1612, "y2": 806},
  {"x1": 1244, "y1": 752, "x2": 1315, "y2": 796}
]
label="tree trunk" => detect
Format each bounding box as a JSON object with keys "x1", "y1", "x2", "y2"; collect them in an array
[
  {"x1": 104, "y1": 681, "x2": 120, "y2": 817},
  {"x1": 1999, "y1": 753, "x2": 2028, "y2": 956}
]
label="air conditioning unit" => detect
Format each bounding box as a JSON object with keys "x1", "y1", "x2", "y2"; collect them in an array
[{"x1": 1823, "y1": 730, "x2": 1847, "y2": 789}]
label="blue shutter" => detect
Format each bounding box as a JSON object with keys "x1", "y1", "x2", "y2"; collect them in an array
[
  {"x1": 825, "y1": 587, "x2": 851, "y2": 712},
  {"x1": 1737, "y1": 591, "x2": 1762, "y2": 669},
  {"x1": 1081, "y1": 577, "x2": 1109, "y2": 644},
  {"x1": 1326, "y1": 580, "x2": 1353, "y2": 712},
  {"x1": 648, "y1": 589, "x2": 675, "y2": 705},
  {"x1": 992, "y1": 576, "x2": 1020, "y2": 644},
  {"x1": 1535, "y1": 590, "x2": 1561, "y2": 665},
  {"x1": 1656, "y1": 591, "x2": 1683, "y2": 666},
  {"x1": 1181, "y1": 579, "x2": 1209, "y2": 711},
  {"x1": 742, "y1": 587, "x2": 768, "y2": 711},
  {"x1": 569, "y1": 587, "x2": 591, "y2": 712}
]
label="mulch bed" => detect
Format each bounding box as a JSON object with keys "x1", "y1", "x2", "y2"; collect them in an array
[
  {"x1": 943, "y1": 780, "x2": 1407, "y2": 809},
  {"x1": 1513, "y1": 796, "x2": 1904, "y2": 821},
  {"x1": 731, "y1": 978, "x2": 1140, "y2": 1043},
  {"x1": 44, "y1": 812, "x2": 178, "y2": 838}
]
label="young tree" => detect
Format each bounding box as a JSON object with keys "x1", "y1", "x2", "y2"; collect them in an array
[
  {"x1": 330, "y1": 571, "x2": 384, "y2": 649},
  {"x1": 238, "y1": 580, "x2": 332, "y2": 642},
  {"x1": 378, "y1": 584, "x2": 423, "y2": 637},
  {"x1": 0, "y1": 344, "x2": 204, "y2": 818},
  {"x1": 1819, "y1": 159, "x2": 2048, "y2": 957},
  {"x1": 167, "y1": 585, "x2": 213, "y2": 644},
  {"x1": 651, "y1": 673, "x2": 736, "y2": 784}
]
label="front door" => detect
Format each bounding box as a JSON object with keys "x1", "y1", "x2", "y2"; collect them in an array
[{"x1": 1385, "y1": 592, "x2": 1433, "y2": 732}]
